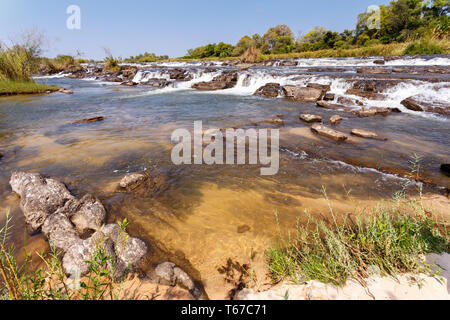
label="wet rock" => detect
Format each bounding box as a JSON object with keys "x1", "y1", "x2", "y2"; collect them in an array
[
  {"x1": 351, "y1": 80, "x2": 400, "y2": 93},
  {"x1": 441, "y1": 164, "x2": 450, "y2": 176},
  {"x1": 401, "y1": 97, "x2": 450, "y2": 115},
  {"x1": 373, "y1": 59, "x2": 385, "y2": 65},
  {"x1": 300, "y1": 114, "x2": 322, "y2": 123},
  {"x1": 73, "y1": 116, "x2": 105, "y2": 125},
  {"x1": 337, "y1": 96, "x2": 364, "y2": 106},
  {"x1": 329, "y1": 115, "x2": 343, "y2": 125},
  {"x1": 351, "y1": 129, "x2": 379, "y2": 139},
  {"x1": 141, "y1": 79, "x2": 171, "y2": 88},
  {"x1": 237, "y1": 225, "x2": 251, "y2": 234},
  {"x1": 311, "y1": 124, "x2": 348, "y2": 142},
  {"x1": 59, "y1": 88, "x2": 73, "y2": 94},
  {"x1": 323, "y1": 93, "x2": 335, "y2": 101},
  {"x1": 316, "y1": 101, "x2": 350, "y2": 111},
  {"x1": 169, "y1": 68, "x2": 192, "y2": 81},
  {"x1": 357, "y1": 67, "x2": 392, "y2": 74},
  {"x1": 155, "y1": 262, "x2": 198, "y2": 297},
  {"x1": 254, "y1": 83, "x2": 283, "y2": 98},
  {"x1": 353, "y1": 107, "x2": 390, "y2": 117},
  {"x1": 307, "y1": 83, "x2": 330, "y2": 93},
  {"x1": 10, "y1": 172, "x2": 75, "y2": 232},
  {"x1": 121, "y1": 81, "x2": 137, "y2": 86},
  {"x1": 70, "y1": 195, "x2": 107, "y2": 234},
  {"x1": 114, "y1": 235, "x2": 148, "y2": 278},
  {"x1": 283, "y1": 86, "x2": 323, "y2": 102},
  {"x1": 264, "y1": 118, "x2": 284, "y2": 125},
  {"x1": 345, "y1": 89, "x2": 385, "y2": 100},
  {"x1": 119, "y1": 169, "x2": 168, "y2": 196},
  {"x1": 120, "y1": 66, "x2": 138, "y2": 80},
  {"x1": 192, "y1": 72, "x2": 238, "y2": 91}
]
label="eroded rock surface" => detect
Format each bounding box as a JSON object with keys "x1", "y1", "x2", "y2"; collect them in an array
[
  {"x1": 311, "y1": 124, "x2": 348, "y2": 142},
  {"x1": 283, "y1": 86, "x2": 323, "y2": 102},
  {"x1": 254, "y1": 83, "x2": 283, "y2": 98}
]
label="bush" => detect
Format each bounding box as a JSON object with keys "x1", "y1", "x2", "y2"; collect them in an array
[
  {"x1": 404, "y1": 39, "x2": 445, "y2": 55},
  {"x1": 241, "y1": 46, "x2": 260, "y2": 63}
]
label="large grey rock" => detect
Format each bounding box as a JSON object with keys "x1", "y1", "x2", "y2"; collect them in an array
[
  {"x1": 10, "y1": 172, "x2": 75, "y2": 232},
  {"x1": 69, "y1": 194, "x2": 106, "y2": 234},
  {"x1": 192, "y1": 72, "x2": 238, "y2": 91},
  {"x1": 254, "y1": 83, "x2": 283, "y2": 98},
  {"x1": 42, "y1": 212, "x2": 82, "y2": 252},
  {"x1": 353, "y1": 107, "x2": 390, "y2": 117},
  {"x1": 283, "y1": 86, "x2": 323, "y2": 102},
  {"x1": 155, "y1": 262, "x2": 197, "y2": 295}
]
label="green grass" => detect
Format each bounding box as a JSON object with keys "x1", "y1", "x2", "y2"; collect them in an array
[
  {"x1": 404, "y1": 38, "x2": 446, "y2": 55},
  {"x1": 268, "y1": 190, "x2": 449, "y2": 287},
  {"x1": 0, "y1": 80, "x2": 58, "y2": 96}
]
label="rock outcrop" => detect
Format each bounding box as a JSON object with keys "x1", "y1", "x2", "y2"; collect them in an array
[
  {"x1": 353, "y1": 107, "x2": 390, "y2": 117},
  {"x1": 254, "y1": 83, "x2": 283, "y2": 98},
  {"x1": 192, "y1": 72, "x2": 238, "y2": 91},
  {"x1": 155, "y1": 262, "x2": 200, "y2": 298},
  {"x1": 401, "y1": 97, "x2": 450, "y2": 115},
  {"x1": 316, "y1": 101, "x2": 350, "y2": 111},
  {"x1": 351, "y1": 129, "x2": 379, "y2": 139},
  {"x1": 300, "y1": 114, "x2": 322, "y2": 123},
  {"x1": 283, "y1": 86, "x2": 323, "y2": 102}
]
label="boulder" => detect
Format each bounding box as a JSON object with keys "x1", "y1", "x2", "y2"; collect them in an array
[
  {"x1": 351, "y1": 129, "x2": 379, "y2": 139},
  {"x1": 307, "y1": 83, "x2": 331, "y2": 93},
  {"x1": 311, "y1": 124, "x2": 348, "y2": 142},
  {"x1": 283, "y1": 86, "x2": 323, "y2": 102},
  {"x1": 351, "y1": 80, "x2": 400, "y2": 93},
  {"x1": 300, "y1": 114, "x2": 322, "y2": 123},
  {"x1": 373, "y1": 60, "x2": 385, "y2": 65},
  {"x1": 278, "y1": 60, "x2": 298, "y2": 66},
  {"x1": 192, "y1": 72, "x2": 237, "y2": 91},
  {"x1": 155, "y1": 262, "x2": 199, "y2": 298},
  {"x1": 58, "y1": 88, "x2": 73, "y2": 95},
  {"x1": 42, "y1": 212, "x2": 82, "y2": 252},
  {"x1": 357, "y1": 67, "x2": 392, "y2": 74},
  {"x1": 120, "y1": 66, "x2": 138, "y2": 80},
  {"x1": 264, "y1": 118, "x2": 284, "y2": 125},
  {"x1": 254, "y1": 83, "x2": 283, "y2": 98},
  {"x1": 353, "y1": 107, "x2": 390, "y2": 117},
  {"x1": 169, "y1": 68, "x2": 192, "y2": 81},
  {"x1": 337, "y1": 96, "x2": 364, "y2": 106},
  {"x1": 400, "y1": 98, "x2": 450, "y2": 115},
  {"x1": 69, "y1": 195, "x2": 107, "y2": 234},
  {"x1": 329, "y1": 115, "x2": 343, "y2": 125},
  {"x1": 10, "y1": 172, "x2": 75, "y2": 232},
  {"x1": 119, "y1": 169, "x2": 168, "y2": 196},
  {"x1": 121, "y1": 81, "x2": 137, "y2": 86}
]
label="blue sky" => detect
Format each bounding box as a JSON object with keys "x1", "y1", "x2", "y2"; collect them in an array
[{"x1": 0, "y1": 0, "x2": 391, "y2": 59}]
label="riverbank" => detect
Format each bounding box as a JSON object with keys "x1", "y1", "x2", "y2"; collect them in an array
[{"x1": 0, "y1": 80, "x2": 59, "y2": 97}]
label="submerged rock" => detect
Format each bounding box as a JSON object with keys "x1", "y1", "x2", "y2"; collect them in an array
[
  {"x1": 300, "y1": 114, "x2": 322, "y2": 123},
  {"x1": 283, "y1": 86, "x2": 323, "y2": 102},
  {"x1": 121, "y1": 81, "x2": 137, "y2": 86},
  {"x1": 311, "y1": 124, "x2": 348, "y2": 142},
  {"x1": 316, "y1": 101, "x2": 349, "y2": 111},
  {"x1": 323, "y1": 93, "x2": 335, "y2": 101},
  {"x1": 373, "y1": 60, "x2": 385, "y2": 65},
  {"x1": 329, "y1": 115, "x2": 343, "y2": 125},
  {"x1": 155, "y1": 262, "x2": 200, "y2": 298},
  {"x1": 119, "y1": 169, "x2": 168, "y2": 196},
  {"x1": 401, "y1": 97, "x2": 450, "y2": 115},
  {"x1": 264, "y1": 118, "x2": 284, "y2": 125},
  {"x1": 357, "y1": 67, "x2": 392, "y2": 74},
  {"x1": 345, "y1": 89, "x2": 385, "y2": 100},
  {"x1": 58, "y1": 88, "x2": 73, "y2": 95},
  {"x1": 73, "y1": 116, "x2": 106, "y2": 125},
  {"x1": 254, "y1": 83, "x2": 283, "y2": 98},
  {"x1": 351, "y1": 129, "x2": 379, "y2": 139}
]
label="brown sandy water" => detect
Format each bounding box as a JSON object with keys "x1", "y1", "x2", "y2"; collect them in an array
[{"x1": 0, "y1": 61, "x2": 449, "y2": 298}]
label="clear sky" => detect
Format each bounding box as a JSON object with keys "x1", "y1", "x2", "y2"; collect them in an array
[{"x1": 0, "y1": 0, "x2": 391, "y2": 59}]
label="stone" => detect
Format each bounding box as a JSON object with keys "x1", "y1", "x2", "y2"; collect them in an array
[
  {"x1": 121, "y1": 81, "x2": 137, "y2": 86},
  {"x1": 401, "y1": 97, "x2": 450, "y2": 115},
  {"x1": 155, "y1": 262, "x2": 196, "y2": 293},
  {"x1": 73, "y1": 117, "x2": 105, "y2": 125},
  {"x1": 254, "y1": 83, "x2": 283, "y2": 98},
  {"x1": 283, "y1": 86, "x2": 323, "y2": 102},
  {"x1": 306, "y1": 83, "x2": 330, "y2": 92},
  {"x1": 192, "y1": 72, "x2": 238, "y2": 91},
  {"x1": 329, "y1": 115, "x2": 343, "y2": 125},
  {"x1": 264, "y1": 118, "x2": 284, "y2": 125},
  {"x1": 119, "y1": 169, "x2": 168, "y2": 196},
  {"x1": 316, "y1": 101, "x2": 349, "y2": 110},
  {"x1": 351, "y1": 129, "x2": 379, "y2": 139},
  {"x1": 120, "y1": 173, "x2": 147, "y2": 189},
  {"x1": 401, "y1": 97, "x2": 423, "y2": 112},
  {"x1": 353, "y1": 107, "x2": 390, "y2": 117},
  {"x1": 42, "y1": 212, "x2": 82, "y2": 252},
  {"x1": 70, "y1": 194, "x2": 107, "y2": 234},
  {"x1": 58, "y1": 88, "x2": 73, "y2": 94},
  {"x1": 10, "y1": 172, "x2": 75, "y2": 232},
  {"x1": 357, "y1": 67, "x2": 392, "y2": 74},
  {"x1": 345, "y1": 89, "x2": 385, "y2": 100},
  {"x1": 373, "y1": 59, "x2": 385, "y2": 65},
  {"x1": 311, "y1": 124, "x2": 348, "y2": 142},
  {"x1": 300, "y1": 114, "x2": 322, "y2": 123}
]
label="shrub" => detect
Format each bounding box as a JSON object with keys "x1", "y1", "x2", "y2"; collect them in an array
[
  {"x1": 241, "y1": 47, "x2": 260, "y2": 63},
  {"x1": 404, "y1": 39, "x2": 445, "y2": 55}
]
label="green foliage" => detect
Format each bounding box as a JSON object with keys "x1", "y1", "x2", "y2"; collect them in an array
[
  {"x1": 124, "y1": 52, "x2": 169, "y2": 63},
  {"x1": 0, "y1": 80, "x2": 58, "y2": 96},
  {"x1": 404, "y1": 38, "x2": 445, "y2": 55},
  {"x1": 268, "y1": 195, "x2": 449, "y2": 286}
]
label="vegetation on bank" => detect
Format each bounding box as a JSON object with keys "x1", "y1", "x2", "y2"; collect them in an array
[
  {"x1": 182, "y1": 0, "x2": 449, "y2": 59},
  {"x1": 0, "y1": 80, "x2": 58, "y2": 96},
  {"x1": 268, "y1": 189, "x2": 450, "y2": 286}
]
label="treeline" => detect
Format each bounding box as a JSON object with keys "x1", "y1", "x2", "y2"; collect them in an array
[
  {"x1": 184, "y1": 0, "x2": 449, "y2": 58},
  {"x1": 123, "y1": 52, "x2": 169, "y2": 63}
]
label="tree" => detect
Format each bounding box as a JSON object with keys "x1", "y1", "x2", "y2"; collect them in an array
[
  {"x1": 262, "y1": 25, "x2": 294, "y2": 53},
  {"x1": 214, "y1": 42, "x2": 234, "y2": 57}
]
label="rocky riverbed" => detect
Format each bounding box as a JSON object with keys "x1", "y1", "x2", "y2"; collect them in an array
[{"x1": 0, "y1": 54, "x2": 449, "y2": 299}]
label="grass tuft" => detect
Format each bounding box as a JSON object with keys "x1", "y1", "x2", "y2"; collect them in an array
[
  {"x1": 0, "y1": 80, "x2": 58, "y2": 96},
  {"x1": 268, "y1": 196, "x2": 449, "y2": 287}
]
